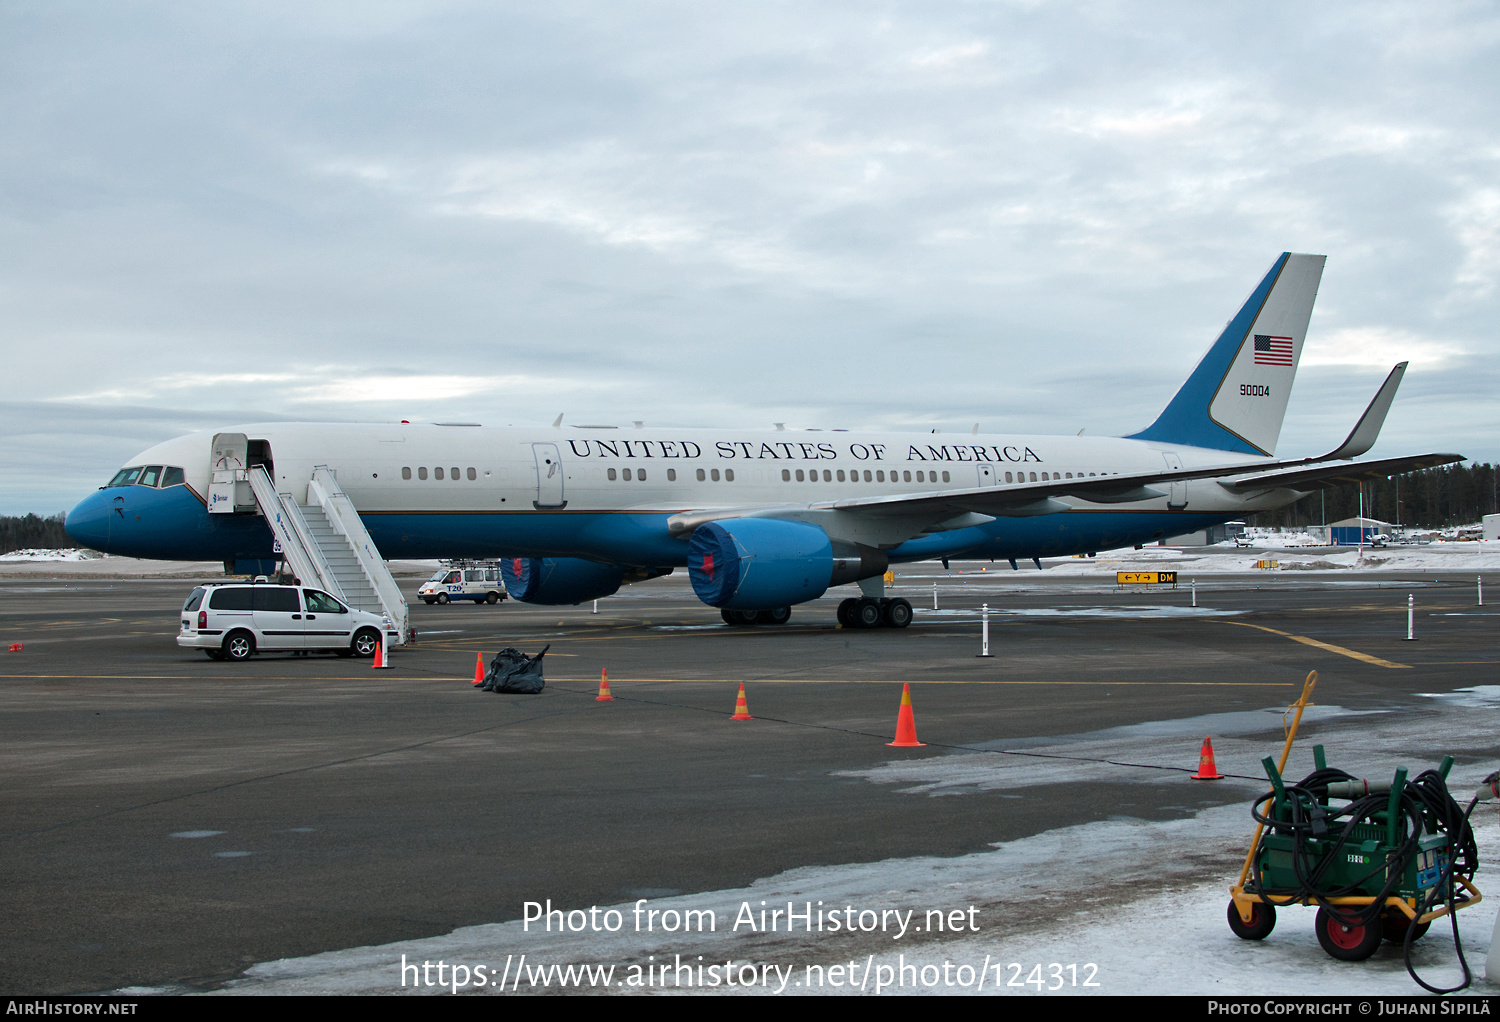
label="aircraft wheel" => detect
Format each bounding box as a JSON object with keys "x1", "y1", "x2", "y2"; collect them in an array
[
  {"x1": 758, "y1": 607, "x2": 791, "y2": 625},
  {"x1": 855, "y1": 599, "x2": 883, "y2": 629},
  {"x1": 436, "y1": 593, "x2": 449, "y2": 605},
  {"x1": 837, "y1": 598, "x2": 859, "y2": 627},
  {"x1": 883, "y1": 598, "x2": 913, "y2": 628},
  {"x1": 721, "y1": 608, "x2": 757, "y2": 626}
]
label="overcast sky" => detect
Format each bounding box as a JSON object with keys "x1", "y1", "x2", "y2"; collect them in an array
[{"x1": 3, "y1": 1, "x2": 1497, "y2": 515}]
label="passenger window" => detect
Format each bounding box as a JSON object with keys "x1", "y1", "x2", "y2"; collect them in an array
[
  {"x1": 667, "y1": 469, "x2": 676, "y2": 481},
  {"x1": 467, "y1": 467, "x2": 476, "y2": 480},
  {"x1": 451, "y1": 467, "x2": 460, "y2": 480},
  {"x1": 608, "y1": 468, "x2": 617, "y2": 481},
  {"x1": 403, "y1": 467, "x2": 412, "y2": 480},
  {"x1": 208, "y1": 588, "x2": 253, "y2": 610},
  {"x1": 710, "y1": 469, "x2": 720, "y2": 481},
  {"x1": 638, "y1": 469, "x2": 647, "y2": 481},
  {"x1": 304, "y1": 590, "x2": 347, "y2": 614},
  {"x1": 916, "y1": 471, "x2": 925, "y2": 483},
  {"x1": 942, "y1": 471, "x2": 950, "y2": 483},
  {"x1": 724, "y1": 469, "x2": 732, "y2": 482},
  {"x1": 418, "y1": 467, "x2": 428, "y2": 480},
  {"x1": 162, "y1": 467, "x2": 185, "y2": 487},
  {"x1": 795, "y1": 469, "x2": 804, "y2": 481},
  {"x1": 623, "y1": 468, "x2": 633, "y2": 481},
  {"x1": 864, "y1": 470, "x2": 872, "y2": 482},
  {"x1": 696, "y1": 469, "x2": 706, "y2": 481},
  {"x1": 1065, "y1": 472, "x2": 1072, "y2": 479},
  {"x1": 836, "y1": 470, "x2": 845, "y2": 482},
  {"x1": 903, "y1": 471, "x2": 912, "y2": 482},
  {"x1": 253, "y1": 587, "x2": 301, "y2": 612},
  {"x1": 782, "y1": 469, "x2": 791, "y2": 481},
  {"x1": 876, "y1": 470, "x2": 884, "y2": 482},
  {"x1": 435, "y1": 467, "x2": 444, "y2": 480},
  {"x1": 1005, "y1": 472, "x2": 1013, "y2": 483},
  {"x1": 1030, "y1": 472, "x2": 1038, "y2": 482},
  {"x1": 825, "y1": 470, "x2": 834, "y2": 482}
]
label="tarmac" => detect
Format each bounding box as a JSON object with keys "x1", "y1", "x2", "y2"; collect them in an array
[{"x1": 1, "y1": 562, "x2": 1496, "y2": 994}]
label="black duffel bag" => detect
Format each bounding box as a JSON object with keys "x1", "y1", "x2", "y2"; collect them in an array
[{"x1": 479, "y1": 645, "x2": 549, "y2": 694}]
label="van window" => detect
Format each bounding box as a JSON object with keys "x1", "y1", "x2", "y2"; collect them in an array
[
  {"x1": 183, "y1": 587, "x2": 207, "y2": 612},
  {"x1": 443, "y1": 571, "x2": 461, "y2": 583},
  {"x1": 209, "y1": 588, "x2": 254, "y2": 611},
  {"x1": 253, "y1": 588, "x2": 301, "y2": 612},
  {"x1": 465, "y1": 570, "x2": 481, "y2": 582},
  {"x1": 304, "y1": 590, "x2": 347, "y2": 614}
]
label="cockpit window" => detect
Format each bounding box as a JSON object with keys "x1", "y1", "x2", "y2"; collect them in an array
[
  {"x1": 161, "y1": 467, "x2": 185, "y2": 487},
  {"x1": 108, "y1": 467, "x2": 142, "y2": 487},
  {"x1": 138, "y1": 466, "x2": 163, "y2": 487}
]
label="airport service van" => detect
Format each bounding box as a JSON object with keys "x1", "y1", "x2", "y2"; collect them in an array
[
  {"x1": 418, "y1": 562, "x2": 508, "y2": 605},
  {"x1": 179, "y1": 582, "x2": 393, "y2": 660}
]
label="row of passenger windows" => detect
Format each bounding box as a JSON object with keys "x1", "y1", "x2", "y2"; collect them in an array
[
  {"x1": 107, "y1": 465, "x2": 186, "y2": 488},
  {"x1": 397, "y1": 465, "x2": 1111, "y2": 485},
  {"x1": 402, "y1": 467, "x2": 479, "y2": 480}
]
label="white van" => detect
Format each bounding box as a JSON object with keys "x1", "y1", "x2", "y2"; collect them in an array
[
  {"x1": 418, "y1": 564, "x2": 508, "y2": 605},
  {"x1": 178, "y1": 583, "x2": 394, "y2": 660}
]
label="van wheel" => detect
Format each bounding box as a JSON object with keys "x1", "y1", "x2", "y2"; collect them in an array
[
  {"x1": 486, "y1": 592, "x2": 499, "y2": 604},
  {"x1": 436, "y1": 593, "x2": 449, "y2": 605},
  {"x1": 223, "y1": 631, "x2": 255, "y2": 662},
  {"x1": 352, "y1": 628, "x2": 382, "y2": 658}
]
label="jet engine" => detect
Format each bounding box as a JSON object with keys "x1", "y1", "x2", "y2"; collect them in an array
[
  {"x1": 687, "y1": 518, "x2": 887, "y2": 610},
  {"x1": 500, "y1": 557, "x2": 625, "y2": 605}
]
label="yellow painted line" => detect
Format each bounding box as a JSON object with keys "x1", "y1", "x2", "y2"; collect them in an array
[
  {"x1": 1219, "y1": 621, "x2": 1410, "y2": 669},
  {"x1": 544, "y1": 678, "x2": 1293, "y2": 687}
]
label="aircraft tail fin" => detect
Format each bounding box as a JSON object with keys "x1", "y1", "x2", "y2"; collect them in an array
[{"x1": 1127, "y1": 252, "x2": 1326, "y2": 455}]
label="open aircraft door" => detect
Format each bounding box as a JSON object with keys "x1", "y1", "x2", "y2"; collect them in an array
[
  {"x1": 532, "y1": 443, "x2": 566, "y2": 509},
  {"x1": 208, "y1": 433, "x2": 252, "y2": 514}
]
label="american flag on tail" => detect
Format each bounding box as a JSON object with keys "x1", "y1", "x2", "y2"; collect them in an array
[{"x1": 1253, "y1": 334, "x2": 1294, "y2": 366}]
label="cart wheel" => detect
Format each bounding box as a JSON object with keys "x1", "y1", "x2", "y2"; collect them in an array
[
  {"x1": 1315, "y1": 907, "x2": 1382, "y2": 961},
  {"x1": 1226, "y1": 900, "x2": 1276, "y2": 940},
  {"x1": 1381, "y1": 911, "x2": 1431, "y2": 944}
]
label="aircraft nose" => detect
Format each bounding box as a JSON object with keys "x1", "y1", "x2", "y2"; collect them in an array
[{"x1": 64, "y1": 489, "x2": 113, "y2": 552}]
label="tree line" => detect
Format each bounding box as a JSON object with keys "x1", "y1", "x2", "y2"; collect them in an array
[
  {"x1": 0, "y1": 514, "x2": 79, "y2": 555},
  {"x1": 1248, "y1": 462, "x2": 1498, "y2": 530}
]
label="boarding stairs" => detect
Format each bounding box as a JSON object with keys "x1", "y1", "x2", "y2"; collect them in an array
[{"x1": 244, "y1": 465, "x2": 409, "y2": 645}]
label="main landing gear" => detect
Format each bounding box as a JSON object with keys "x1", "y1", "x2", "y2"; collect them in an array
[
  {"x1": 721, "y1": 607, "x2": 793, "y2": 626},
  {"x1": 838, "y1": 597, "x2": 913, "y2": 629}
]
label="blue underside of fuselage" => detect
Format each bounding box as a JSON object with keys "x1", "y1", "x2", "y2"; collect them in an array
[{"x1": 65, "y1": 483, "x2": 1238, "y2": 573}]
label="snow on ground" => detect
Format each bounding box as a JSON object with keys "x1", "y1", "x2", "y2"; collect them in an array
[
  {"x1": 175, "y1": 697, "x2": 1500, "y2": 996},
  {"x1": 0, "y1": 548, "x2": 103, "y2": 561}
]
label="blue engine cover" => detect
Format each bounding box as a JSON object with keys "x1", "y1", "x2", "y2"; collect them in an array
[
  {"x1": 687, "y1": 519, "x2": 832, "y2": 609},
  {"x1": 501, "y1": 557, "x2": 625, "y2": 605}
]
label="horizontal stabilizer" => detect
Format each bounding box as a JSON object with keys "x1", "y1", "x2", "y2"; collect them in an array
[{"x1": 1220, "y1": 453, "x2": 1465, "y2": 493}]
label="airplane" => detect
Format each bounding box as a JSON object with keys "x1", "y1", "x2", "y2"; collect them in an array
[{"x1": 64, "y1": 252, "x2": 1462, "y2": 636}]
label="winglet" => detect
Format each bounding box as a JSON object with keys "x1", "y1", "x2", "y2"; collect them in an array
[{"x1": 1321, "y1": 363, "x2": 1406, "y2": 461}]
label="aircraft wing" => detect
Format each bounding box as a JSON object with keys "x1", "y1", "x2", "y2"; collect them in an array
[{"x1": 1216, "y1": 453, "x2": 1464, "y2": 493}]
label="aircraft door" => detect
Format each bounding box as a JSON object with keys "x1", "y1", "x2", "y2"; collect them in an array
[
  {"x1": 1162, "y1": 453, "x2": 1188, "y2": 509},
  {"x1": 209, "y1": 433, "x2": 250, "y2": 514},
  {"x1": 976, "y1": 464, "x2": 999, "y2": 487},
  {"x1": 532, "y1": 443, "x2": 567, "y2": 509}
]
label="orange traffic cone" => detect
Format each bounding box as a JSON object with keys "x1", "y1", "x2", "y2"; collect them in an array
[
  {"x1": 372, "y1": 639, "x2": 393, "y2": 669},
  {"x1": 730, "y1": 683, "x2": 752, "y2": 720},
  {"x1": 472, "y1": 653, "x2": 486, "y2": 686},
  {"x1": 888, "y1": 683, "x2": 925, "y2": 747},
  {"x1": 596, "y1": 668, "x2": 614, "y2": 702},
  {"x1": 1192, "y1": 736, "x2": 1225, "y2": 779}
]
